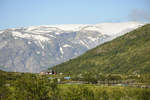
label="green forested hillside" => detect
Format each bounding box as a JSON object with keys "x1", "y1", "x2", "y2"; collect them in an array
[{"x1": 51, "y1": 24, "x2": 150, "y2": 75}]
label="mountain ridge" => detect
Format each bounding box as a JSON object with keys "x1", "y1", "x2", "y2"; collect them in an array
[{"x1": 0, "y1": 22, "x2": 144, "y2": 72}]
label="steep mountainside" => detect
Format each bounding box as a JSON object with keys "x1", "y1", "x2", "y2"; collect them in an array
[
  {"x1": 51, "y1": 24, "x2": 150, "y2": 75},
  {"x1": 0, "y1": 22, "x2": 144, "y2": 72}
]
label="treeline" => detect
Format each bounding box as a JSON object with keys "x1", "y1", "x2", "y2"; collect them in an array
[
  {"x1": 1, "y1": 70, "x2": 150, "y2": 100},
  {"x1": 71, "y1": 72, "x2": 150, "y2": 85}
]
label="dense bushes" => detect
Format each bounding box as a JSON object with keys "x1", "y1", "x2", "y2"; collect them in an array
[
  {"x1": 14, "y1": 75, "x2": 51, "y2": 100},
  {"x1": 59, "y1": 85, "x2": 150, "y2": 100},
  {"x1": 1, "y1": 70, "x2": 150, "y2": 100}
]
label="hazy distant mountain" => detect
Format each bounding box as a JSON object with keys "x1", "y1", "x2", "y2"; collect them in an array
[{"x1": 0, "y1": 22, "x2": 144, "y2": 72}]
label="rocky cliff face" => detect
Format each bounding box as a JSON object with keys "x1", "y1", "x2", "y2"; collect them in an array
[{"x1": 0, "y1": 22, "x2": 144, "y2": 72}]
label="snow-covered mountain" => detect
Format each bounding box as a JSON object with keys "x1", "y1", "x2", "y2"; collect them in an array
[{"x1": 0, "y1": 22, "x2": 144, "y2": 72}]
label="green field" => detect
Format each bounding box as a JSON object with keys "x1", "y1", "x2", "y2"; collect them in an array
[
  {"x1": 58, "y1": 84, "x2": 150, "y2": 100},
  {"x1": 1, "y1": 70, "x2": 150, "y2": 100}
]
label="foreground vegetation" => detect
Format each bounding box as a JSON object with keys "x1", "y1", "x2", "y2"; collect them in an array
[
  {"x1": 51, "y1": 24, "x2": 150, "y2": 75},
  {"x1": 1, "y1": 70, "x2": 150, "y2": 100}
]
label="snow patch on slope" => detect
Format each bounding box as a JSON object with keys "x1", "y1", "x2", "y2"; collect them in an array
[
  {"x1": 87, "y1": 37, "x2": 97, "y2": 41},
  {"x1": 55, "y1": 32, "x2": 62, "y2": 35},
  {"x1": 12, "y1": 31, "x2": 50, "y2": 42},
  {"x1": 83, "y1": 22, "x2": 144, "y2": 36},
  {"x1": 48, "y1": 34, "x2": 56, "y2": 38},
  {"x1": 63, "y1": 44, "x2": 72, "y2": 48},
  {"x1": 47, "y1": 24, "x2": 88, "y2": 31},
  {"x1": 0, "y1": 31, "x2": 4, "y2": 34},
  {"x1": 79, "y1": 40, "x2": 90, "y2": 49},
  {"x1": 60, "y1": 47, "x2": 64, "y2": 55}
]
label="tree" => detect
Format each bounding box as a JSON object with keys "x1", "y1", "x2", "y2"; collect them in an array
[
  {"x1": 14, "y1": 75, "x2": 51, "y2": 100},
  {"x1": 82, "y1": 72, "x2": 98, "y2": 84}
]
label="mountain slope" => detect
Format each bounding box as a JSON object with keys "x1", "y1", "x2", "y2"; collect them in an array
[
  {"x1": 0, "y1": 22, "x2": 144, "y2": 72},
  {"x1": 51, "y1": 24, "x2": 150, "y2": 75}
]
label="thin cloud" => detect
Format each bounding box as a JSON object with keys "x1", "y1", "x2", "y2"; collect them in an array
[{"x1": 128, "y1": 9, "x2": 150, "y2": 22}]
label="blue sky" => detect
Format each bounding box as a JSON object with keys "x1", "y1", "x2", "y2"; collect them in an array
[{"x1": 0, "y1": 0, "x2": 150, "y2": 29}]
